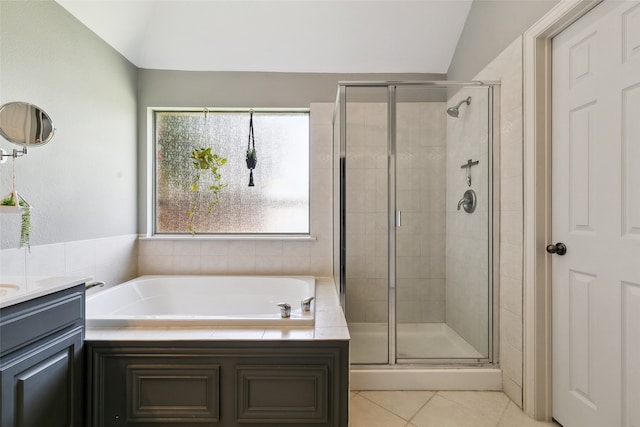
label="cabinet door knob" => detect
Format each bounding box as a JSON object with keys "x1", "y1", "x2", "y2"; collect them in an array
[{"x1": 546, "y1": 242, "x2": 567, "y2": 256}]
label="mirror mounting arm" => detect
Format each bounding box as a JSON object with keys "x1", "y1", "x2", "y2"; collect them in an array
[{"x1": 0, "y1": 147, "x2": 27, "y2": 160}]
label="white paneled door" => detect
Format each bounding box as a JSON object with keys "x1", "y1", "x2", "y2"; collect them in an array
[{"x1": 551, "y1": 1, "x2": 640, "y2": 427}]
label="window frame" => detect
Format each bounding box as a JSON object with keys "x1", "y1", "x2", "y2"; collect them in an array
[{"x1": 149, "y1": 107, "x2": 312, "y2": 239}]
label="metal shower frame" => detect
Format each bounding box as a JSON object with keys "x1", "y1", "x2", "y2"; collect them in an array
[{"x1": 333, "y1": 80, "x2": 501, "y2": 367}]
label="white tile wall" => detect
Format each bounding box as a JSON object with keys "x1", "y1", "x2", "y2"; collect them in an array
[
  {"x1": 474, "y1": 36, "x2": 525, "y2": 407},
  {"x1": 138, "y1": 103, "x2": 335, "y2": 278},
  {"x1": 445, "y1": 86, "x2": 491, "y2": 356},
  {"x1": 0, "y1": 234, "x2": 138, "y2": 286}
]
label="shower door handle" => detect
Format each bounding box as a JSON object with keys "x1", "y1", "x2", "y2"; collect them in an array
[{"x1": 395, "y1": 210, "x2": 402, "y2": 227}]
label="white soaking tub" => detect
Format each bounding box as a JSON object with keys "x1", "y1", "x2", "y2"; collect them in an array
[{"x1": 86, "y1": 275, "x2": 316, "y2": 327}]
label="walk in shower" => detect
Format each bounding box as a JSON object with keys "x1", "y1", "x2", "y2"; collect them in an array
[{"x1": 333, "y1": 82, "x2": 499, "y2": 370}]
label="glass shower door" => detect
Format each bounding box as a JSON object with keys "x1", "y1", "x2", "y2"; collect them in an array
[
  {"x1": 394, "y1": 85, "x2": 492, "y2": 361},
  {"x1": 342, "y1": 86, "x2": 389, "y2": 364}
]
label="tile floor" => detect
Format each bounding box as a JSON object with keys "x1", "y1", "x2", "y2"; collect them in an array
[{"x1": 349, "y1": 390, "x2": 562, "y2": 427}]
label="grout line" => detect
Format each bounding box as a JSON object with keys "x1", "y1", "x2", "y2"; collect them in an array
[
  {"x1": 353, "y1": 394, "x2": 396, "y2": 424},
  {"x1": 406, "y1": 391, "x2": 437, "y2": 424},
  {"x1": 355, "y1": 391, "x2": 424, "y2": 422},
  {"x1": 496, "y1": 400, "x2": 513, "y2": 427},
  {"x1": 433, "y1": 391, "x2": 511, "y2": 427}
]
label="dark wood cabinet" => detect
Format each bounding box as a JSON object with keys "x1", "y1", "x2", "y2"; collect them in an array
[
  {"x1": 0, "y1": 285, "x2": 85, "y2": 427},
  {"x1": 86, "y1": 340, "x2": 349, "y2": 427}
]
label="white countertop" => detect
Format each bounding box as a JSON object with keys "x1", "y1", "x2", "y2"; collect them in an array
[
  {"x1": 0, "y1": 276, "x2": 90, "y2": 309},
  {"x1": 85, "y1": 276, "x2": 350, "y2": 342}
]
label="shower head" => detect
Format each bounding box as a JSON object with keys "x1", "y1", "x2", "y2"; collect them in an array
[{"x1": 447, "y1": 96, "x2": 472, "y2": 118}]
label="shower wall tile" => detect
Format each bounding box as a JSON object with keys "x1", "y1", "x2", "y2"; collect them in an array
[
  {"x1": 343, "y1": 101, "x2": 447, "y2": 324},
  {"x1": 395, "y1": 102, "x2": 447, "y2": 324},
  {"x1": 503, "y1": 376, "x2": 524, "y2": 408},
  {"x1": 445, "y1": 84, "x2": 491, "y2": 356},
  {"x1": 342, "y1": 102, "x2": 390, "y2": 322},
  {"x1": 138, "y1": 103, "x2": 335, "y2": 279},
  {"x1": 474, "y1": 36, "x2": 525, "y2": 407},
  {"x1": 501, "y1": 342, "x2": 523, "y2": 397},
  {"x1": 500, "y1": 106, "x2": 524, "y2": 179},
  {"x1": 365, "y1": 300, "x2": 388, "y2": 323},
  {"x1": 500, "y1": 275, "x2": 523, "y2": 317}
]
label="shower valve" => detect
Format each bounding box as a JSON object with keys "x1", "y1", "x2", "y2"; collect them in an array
[{"x1": 457, "y1": 189, "x2": 477, "y2": 213}]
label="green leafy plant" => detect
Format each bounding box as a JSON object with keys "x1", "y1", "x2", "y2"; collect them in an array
[
  {"x1": 1, "y1": 193, "x2": 31, "y2": 250},
  {"x1": 188, "y1": 147, "x2": 227, "y2": 234}
]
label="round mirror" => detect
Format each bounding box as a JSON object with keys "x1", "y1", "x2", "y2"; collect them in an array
[{"x1": 0, "y1": 102, "x2": 55, "y2": 146}]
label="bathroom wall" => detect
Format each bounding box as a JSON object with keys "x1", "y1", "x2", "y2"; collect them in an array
[
  {"x1": 0, "y1": 0, "x2": 138, "y2": 248},
  {"x1": 475, "y1": 37, "x2": 525, "y2": 407},
  {"x1": 448, "y1": 0, "x2": 557, "y2": 81},
  {"x1": 0, "y1": 0, "x2": 139, "y2": 284},
  {"x1": 137, "y1": 102, "x2": 335, "y2": 277},
  {"x1": 136, "y1": 71, "x2": 444, "y2": 276},
  {"x1": 137, "y1": 70, "x2": 443, "y2": 236},
  {"x1": 444, "y1": 87, "x2": 491, "y2": 355},
  {"x1": 1, "y1": 234, "x2": 137, "y2": 287}
]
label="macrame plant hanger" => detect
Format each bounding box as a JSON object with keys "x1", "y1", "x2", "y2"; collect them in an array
[{"x1": 245, "y1": 110, "x2": 257, "y2": 187}]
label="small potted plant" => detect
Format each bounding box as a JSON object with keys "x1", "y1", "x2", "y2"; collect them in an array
[{"x1": 0, "y1": 191, "x2": 31, "y2": 249}]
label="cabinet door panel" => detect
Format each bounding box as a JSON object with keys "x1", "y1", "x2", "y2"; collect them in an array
[
  {"x1": 236, "y1": 365, "x2": 329, "y2": 423},
  {"x1": 0, "y1": 327, "x2": 83, "y2": 427},
  {"x1": 0, "y1": 289, "x2": 84, "y2": 357},
  {"x1": 128, "y1": 364, "x2": 220, "y2": 423}
]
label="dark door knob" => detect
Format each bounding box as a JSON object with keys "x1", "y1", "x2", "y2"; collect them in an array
[{"x1": 546, "y1": 242, "x2": 567, "y2": 256}]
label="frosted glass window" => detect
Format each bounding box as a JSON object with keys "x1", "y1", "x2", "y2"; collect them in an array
[{"x1": 154, "y1": 110, "x2": 309, "y2": 234}]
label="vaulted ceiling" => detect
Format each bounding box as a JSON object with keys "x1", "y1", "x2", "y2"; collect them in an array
[{"x1": 55, "y1": 0, "x2": 472, "y2": 73}]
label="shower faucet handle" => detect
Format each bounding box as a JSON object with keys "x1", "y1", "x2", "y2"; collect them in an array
[{"x1": 457, "y1": 189, "x2": 477, "y2": 213}]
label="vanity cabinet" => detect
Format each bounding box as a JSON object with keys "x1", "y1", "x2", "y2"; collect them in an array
[
  {"x1": 87, "y1": 340, "x2": 349, "y2": 427},
  {"x1": 0, "y1": 285, "x2": 85, "y2": 427}
]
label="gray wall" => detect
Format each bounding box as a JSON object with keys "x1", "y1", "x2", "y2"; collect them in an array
[
  {"x1": 447, "y1": 0, "x2": 559, "y2": 81},
  {"x1": 0, "y1": 0, "x2": 138, "y2": 249},
  {"x1": 137, "y1": 70, "x2": 444, "y2": 233}
]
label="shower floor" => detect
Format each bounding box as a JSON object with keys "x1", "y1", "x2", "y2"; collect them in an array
[{"x1": 349, "y1": 322, "x2": 484, "y2": 364}]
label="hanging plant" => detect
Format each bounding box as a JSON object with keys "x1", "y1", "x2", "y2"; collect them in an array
[
  {"x1": 1, "y1": 192, "x2": 31, "y2": 250},
  {"x1": 186, "y1": 109, "x2": 228, "y2": 234},
  {"x1": 188, "y1": 148, "x2": 227, "y2": 234},
  {"x1": 245, "y1": 110, "x2": 257, "y2": 186}
]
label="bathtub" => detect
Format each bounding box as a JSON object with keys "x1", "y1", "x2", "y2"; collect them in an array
[{"x1": 86, "y1": 275, "x2": 316, "y2": 328}]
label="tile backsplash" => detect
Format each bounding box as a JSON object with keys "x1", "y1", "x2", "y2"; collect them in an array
[{"x1": 0, "y1": 234, "x2": 138, "y2": 286}]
